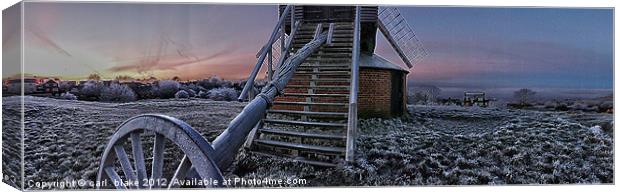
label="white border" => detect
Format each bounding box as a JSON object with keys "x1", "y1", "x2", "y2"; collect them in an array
[{"x1": 0, "y1": 1, "x2": 617, "y2": 192}]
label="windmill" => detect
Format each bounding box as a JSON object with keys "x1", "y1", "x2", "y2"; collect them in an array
[{"x1": 244, "y1": 5, "x2": 429, "y2": 166}]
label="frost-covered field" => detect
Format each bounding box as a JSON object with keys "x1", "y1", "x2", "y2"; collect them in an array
[
  {"x1": 2, "y1": 96, "x2": 244, "y2": 189},
  {"x1": 236, "y1": 105, "x2": 614, "y2": 186},
  {"x1": 2, "y1": 96, "x2": 614, "y2": 189}
]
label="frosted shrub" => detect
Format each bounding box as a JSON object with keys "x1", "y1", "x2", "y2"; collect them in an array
[
  {"x1": 79, "y1": 81, "x2": 104, "y2": 99},
  {"x1": 598, "y1": 101, "x2": 613, "y2": 112},
  {"x1": 157, "y1": 80, "x2": 180, "y2": 99},
  {"x1": 100, "y1": 84, "x2": 137, "y2": 102},
  {"x1": 181, "y1": 84, "x2": 200, "y2": 95},
  {"x1": 543, "y1": 101, "x2": 558, "y2": 109},
  {"x1": 186, "y1": 89, "x2": 197, "y2": 97},
  {"x1": 198, "y1": 90, "x2": 209, "y2": 98},
  {"x1": 175, "y1": 90, "x2": 190, "y2": 99},
  {"x1": 207, "y1": 87, "x2": 238, "y2": 101},
  {"x1": 58, "y1": 81, "x2": 75, "y2": 92},
  {"x1": 179, "y1": 85, "x2": 196, "y2": 97},
  {"x1": 198, "y1": 76, "x2": 233, "y2": 89},
  {"x1": 59, "y1": 92, "x2": 77, "y2": 100},
  {"x1": 570, "y1": 102, "x2": 588, "y2": 111},
  {"x1": 134, "y1": 85, "x2": 157, "y2": 100}
]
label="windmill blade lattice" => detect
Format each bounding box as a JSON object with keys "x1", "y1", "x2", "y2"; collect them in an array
[{"x1": 378, "y1": 7, "x2": 429, "y2": 68}]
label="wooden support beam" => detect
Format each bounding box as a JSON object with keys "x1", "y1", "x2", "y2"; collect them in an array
[
  {"x1": 313, "y1": 23, "x2": 323, "y2": 40},
  {"x1": 327, "y1": 23, "x2": 335, "y2": 45}
]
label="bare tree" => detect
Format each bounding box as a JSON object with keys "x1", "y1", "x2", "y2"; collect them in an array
[
  {"x1": 408, "y1": 85, "x2": 441, "y2": 105},
  {"x1": 87, "y1": 73, "x2": 101, "y2": 81},
  {"x1": 514, "y1": 88, "x2": 536, "y2": 105}
]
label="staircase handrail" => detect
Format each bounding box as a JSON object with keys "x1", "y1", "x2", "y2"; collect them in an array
[
  {"x1": 345, "y1": 6, "x2": 361, "y2": 162},
  {"x1": 238, "y1": 5, "x2": 293, "y2": 101}
]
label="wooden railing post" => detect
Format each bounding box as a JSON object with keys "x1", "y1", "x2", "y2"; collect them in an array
[
  {"x1": 275, "y1": 21, "x2": 301, "y2": 74},
  {"x1": 290, "y1": 5, "x2": 295, "y2": 31},
  {"x1": 345, "y1": 6, "x2": 361, "y2": 162},
  {"x1": 238, "y1": 5, "x2": 292, "y2": 101},
  {"x1": 268, "y1": 48, "x2": 273, "y2": 81}
]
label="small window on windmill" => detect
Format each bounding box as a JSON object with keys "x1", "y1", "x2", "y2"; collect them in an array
[{"x1": 463, "y1": 92, "x2": 489, "y2": 107}]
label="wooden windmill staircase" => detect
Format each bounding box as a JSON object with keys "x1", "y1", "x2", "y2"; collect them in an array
[{"x1": 249, "y1": 22, "x2": 355, "y2": 167}]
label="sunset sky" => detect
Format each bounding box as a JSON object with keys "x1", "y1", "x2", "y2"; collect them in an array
[{"x1": 2, "y1": 2, "x2": 613, "y2": 90}]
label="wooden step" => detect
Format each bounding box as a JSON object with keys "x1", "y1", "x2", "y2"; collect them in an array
[
  {"x1": 296, "y1": 66, "x2": 351, "y2": 71},
  {"x1": 288, "y1": 79, "x2": 350, "y2": 83},
  {"x1": 286, "y1": 85, "x2": 350, "y2": 89},
  {"x1": 292, "y1": 47, "x2": 353, "y2": 52},
  {"x1": 259, "y1": 128, "x2": 346, "y2": 140},
  {"x1": 298, "y1": 64, "x2": 351, "y2": 68},
  {"x1": 273, "y1": 101, "x2": 347, "y2": 106},
  {"x1": 307, "y1": 54, "x2": 353, "y2": 58},
  {"x1": 249, "y1": 151, "x2": 338, "y2": 167},
  {"x1": 263, "y1": 119, "x2": 347, "y2": 128},
  {"x1": 311, "y1": 47, "x2": 354, "y2": 52},
  {"x1": 299, "y1": 25, "x2": 353, "y2": 30},
  {"x1": 303, "y1": 59, "x2": 351, "y2": 63},
  {"x1": 253, "y1": 139, "x2": 345, "y2": 154},
  {"x1": 297, "y1": 37, "x2": 352, "y2": 43},
  {"x1": 297, "y1": 34, "x2": 353, "y2": 38},
  {"x1": 306, "y1": 57, "x2": 351, "y2": 61},
  {"x1": 300, "y1": 61, "x2": 351, "y2": 65},
  {"x1": 294, "y1": 71, "x2": 350, "y2": 75},
  {"x1": 295, "y1": 31, "x2": 353, "y2": 36},
  {"x1": 293, "y1": 42, "x2": 353, "y2": 47},
  {"x1": 267, "y1": 109, "x2": 348, "y2": 117},
  {"x1": 283, "y1": 93, "x2": 349, "y2": 97}
]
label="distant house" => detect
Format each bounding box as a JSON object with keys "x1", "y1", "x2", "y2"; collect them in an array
[
  {"x1": 463, "y1": 92, "x2": 489, "y2": 107},
  {"x1": 38, "y1": 79, "x2": 60, "y2": 96},
  {"x1": 7, "y1": 78, "x2": 40, "y2": 94}
]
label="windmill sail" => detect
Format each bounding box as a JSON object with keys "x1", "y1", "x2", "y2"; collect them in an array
[{"x1": 378, "y1": 7, "x2": 429, "y2": 68}]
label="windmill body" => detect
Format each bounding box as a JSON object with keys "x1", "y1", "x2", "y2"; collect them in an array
[{"x1": 246, "y1": 5, "x2": 428, "y2": 166}]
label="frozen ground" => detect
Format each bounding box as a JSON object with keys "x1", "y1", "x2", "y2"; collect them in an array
[
  {"x1": 2, "y1": 96, "x2": 244, "y2": 189},
  {"x1": 1, "y1": 96, "x2": 614, "y2": 189},
  {"x1": 236, "y1": 105, "x2": 614, "y2": 186}
]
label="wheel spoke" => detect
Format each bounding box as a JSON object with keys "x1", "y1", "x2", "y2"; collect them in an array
[
  {"x1": 130, "y1": 132, "x2": 148, "y2": 188},
  {"x1": 104, "y1": 166, "x2": 128, "y2": 189},
  {"x1": 97, "y1": 115, "x2": 223, "y2": 189},
  {"x1": 168, "y1": 155, "x2": 191, "y2": 189},
  {"x1": 150, "y1": 133, "x2": 166, "y2": 188},
  {"x1": 114, "y1": 145, "x2": 138, "y2": 189}
]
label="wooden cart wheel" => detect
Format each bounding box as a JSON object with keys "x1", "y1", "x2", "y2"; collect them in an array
[{"x1": 96, "y1": 114, "x2": 223, "y2": 189}]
